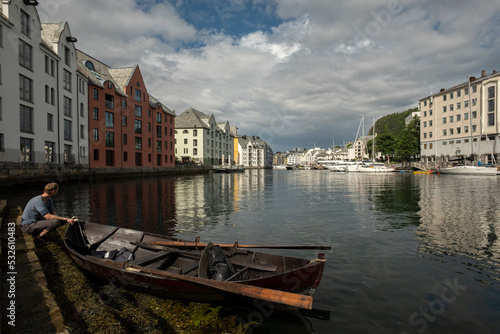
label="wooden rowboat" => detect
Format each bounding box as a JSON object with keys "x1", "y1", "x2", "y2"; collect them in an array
[{"x1": 64, "y1": 221, "x2": 327, "y2": 309}]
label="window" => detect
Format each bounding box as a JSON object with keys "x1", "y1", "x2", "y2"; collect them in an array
[
  {"x1": 443, "y1": 106, "x2": 447, "y2": 112},
  {"x1": 123, "y1": 115, "x2": 127, "y2": 126},
  {"x1": 156, "y1": 113, "x2": 162, "y2": 123},
  {"x1": 472, "y1": 125, "x2": 477, "y2": 132},
  {"x1": 449, "y1": 116, "x2": 453, "y2": 123},
  {"x1": 156, "y1": 140, "x2": 162, "y2": 152},
  {"x1": 19, "y1": 75, "x2": 33, "y2": 102},
  {"x1": 184, "y1": 138, "x2": 188, "y2": 144},
  {"x1": 93, "y1": 129, "x2": 99, "y2": 141},
  {"x1": 472, "y1": 98, "x2": 477, "y2": 106},
  {"x1": 45, "y1": 141, "x2": 55, "y2": 162},
  {"x1": 135, "y1": 120, "x2": 142, "y2": 134},
  {"x1": 457, "y1": 127, "x2": 461, "y2": 134},
  {"x1": 63, "y1": 97, "x2": 72, "y2": 116},
  {"x1": 183, "y1": 130, "x2": 189, "y2": 134},
  {"x1": 464, "y1": 100, "x2": 468, "y2": 108},
  {"x1": 51, "y1": 88, "x2": 55, "y2": 105},
  {"x1": 45, "y1": 85, "x2": 50, "y2": 103},
  {"x1": 193, "y1": 129, "x2": 198, "y2": 136},
  {"x1": 464, "y1": 112, "x2": 469, "y2": 120},
  {"x1": 105, "y1": 111, "x2": 114, "y2": 128},
  {"x1": 105, "y1": 93, "x2": 114, "y2": 110},
  {"x1": 135, "y1": 105, "x2": 142, "y2": 117},
  {"x1": 488, "y1": 86, "x2": 495, "y2": 126},
  {"x1": 93, "y1": 107, "x2": 98, "y2": 120},
  {"x1": 80, "y1": 103, "x2": 84, "y2": 117},
  {"x1": 80, "y1": 125, "x2": 85, "y2": 139},
  {"x1": 20, "y1": 137, "x2": 33, "y2": 162},
  {"x1": 64, "y1": 144, "x2": 73, "y2": 162},
  {"x1": 156, "y1": 125, "x2": 162, "y2": 138},
  {"x1": 193, "y1": 139, "x2": 198, "y2": 146},
  {"x1": 449, "y1": 92, "x2": 453, "y2": 99},
  {"x1": 450, "y1": 128, "x2": 454, "y2": 135},
  {"x1": 429, "y1": 132, "x2": 433, "y2": 138},
  {"x1": 122, "y1": 99, "x2": 127, "y2": 109},
  {"x1": 50, "y1": 60, "x2": 55, "y2": 77},
  {"x1": 19, "y1": 40, "x2": 33, "y2": 70},
  {"x1": 45, "y1": 56, "x2": 50, "y2": 74},
  {"x1": 135, "y1": 137, "x2": 142, "y2": 150},
  {"x1": 47, "y1": 113, "x2": 54, "y2": 131},
  {"x1": 64, "y1": 46, "x2": 71, "y2": 66},
  {"x1": 63, "y1": 70, "x2": 72, "y2": 91},
  {"x1": 443, "y1": 95, "x2": 447, "y2": 101},
  {"x1": 429, "y1": 120, "x2": 433, "y2": 126},
  {"x1": 472, "y1": 85, "x2": 477, "y2": 93},
  {"x1": 464, "y1": 126, "x2": 469, "y2": 133},
  {"x1": 472, "y1": 111, "x2": 477, "y2": 119},
  {"x1": 64, "y1": 120, "x2": 72, "y2": 140},
  {"x1": 148, "y1": 122, "x2": 151, "y2": 132},
  {"x1": 105, "y1": 132, "x2": 114, "y2": 147},
  {"x1": 449, "y1": 104, "x2": 453, "y2": 111},
  {"x1": 93, "y1": 88, "x2": 98, "y2": 99},
  {"x1": 135, "y1": 88, "x2": 141, "y2": 102},
  {"x1": 457, "y1": 114, "x2": 461, "y2": 121},
  {"x1": 20, "y1": 105, "x2": 33, "y2": 133},
  {"x1": 193, "y1": 148, "x2": 198, "y2": 155},
  {"x1": 94, "y1": 149, "x2": 99, "y2": 161},
  {"x1": 457, "y1": 90, "x2": 461, "y2": 97},
  {"x1": 123, "y1": 134, "x2": 127, "y2": 145},
  {"x1": 21, "y1": 10, "x2": 31, "y2": 37},
  {"x1": 443, "y1": 117, "x2": 447, "y2": 124}
]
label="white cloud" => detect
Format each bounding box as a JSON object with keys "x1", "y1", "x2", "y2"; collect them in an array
[{"x1": 37, "y1": 0, "x2": 500, "y2": 152}]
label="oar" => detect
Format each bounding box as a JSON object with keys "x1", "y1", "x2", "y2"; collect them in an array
[
  {"x1": 125, "y1": 264, "x2": 313, "y2": 309},
  {"x1": 147, "y1": 240, "x2": 331, "y2": 250}
]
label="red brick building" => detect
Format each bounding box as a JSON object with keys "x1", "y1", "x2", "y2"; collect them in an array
[{"x1": 77, "y1": 50, "x2": 175, "y2": 168}]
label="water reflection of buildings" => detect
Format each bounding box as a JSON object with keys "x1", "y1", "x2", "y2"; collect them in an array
[
  {"x1": 417, "y1": 177, "x2": 500, "y2": 262},
  {"x1": 88, "y1": 177, "x2": 176, "y2": 235}
]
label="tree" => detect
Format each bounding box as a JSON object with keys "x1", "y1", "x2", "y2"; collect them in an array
[
  {"x1": 395, "y1": 116, "x2": 420, "y2": 162},
  {"x1": 375, "y1": 133, "x2": 396, "y2": 162}
]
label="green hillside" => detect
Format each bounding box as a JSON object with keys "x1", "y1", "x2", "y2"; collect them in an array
[{"x1": 368, "y1": 108, "x2": 418, "y2": 138}]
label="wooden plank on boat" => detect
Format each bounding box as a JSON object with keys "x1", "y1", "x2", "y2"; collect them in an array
[
  {"x1": 148, "y1": 240, "x2": 332, "y2": 250},
  {"x1": 133, "y1": 251, "x2": 171, "y2": 267},
  {"x1": 178, "y1": 260, "x2": 199, "y2": 275},
  {"x1": 132, "y1": 241, "x2": 277, "y2": 272},
  {"x1": 126, "y1": 264, "x2": 313, "y2": 309}
]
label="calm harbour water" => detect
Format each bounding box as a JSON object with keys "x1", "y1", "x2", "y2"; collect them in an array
[{"x1": 6, "y1": 170, "x2": 500, "y2": 333}]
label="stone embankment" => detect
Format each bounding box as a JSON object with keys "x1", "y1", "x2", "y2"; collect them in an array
[{"x1": 0, "y1": 162, "x2": 209, "y2": 188}]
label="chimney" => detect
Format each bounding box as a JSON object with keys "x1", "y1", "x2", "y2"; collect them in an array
[
  {"x1": 481, "y1": 70, "x2": 487, "y2": 77},
  {"x1": 440, "y1": 88, "x2": 445, "y2": 92}
]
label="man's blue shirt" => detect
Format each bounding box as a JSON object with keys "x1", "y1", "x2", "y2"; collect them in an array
[{"x1": 21, "y1": 195, "x2": 55, "y2": 225}]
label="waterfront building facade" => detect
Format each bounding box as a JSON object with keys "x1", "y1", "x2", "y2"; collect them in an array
[
  {"x1": 175, "y1": 108, "x2": 234, "y2": 166},
  {"x1": 0, "y1": 1, "x2": 88, "y2": 165},
  {"x1": 77, "y1": 50, "x2": 175, "y2": 168},
  {"x1": 237, "y1": 135, "x2": 273, "y2": 167},
  {"x1": 419, "y1": 70, "x2": 500, "y2": 166}
]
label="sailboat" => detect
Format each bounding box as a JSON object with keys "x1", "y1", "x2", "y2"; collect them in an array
[
  {"x1": 439, "y1": 77, "x2": 500, "y2": 176},
  {"x1": 357, "y1": 117, "x2": 397, "y2": 173}
]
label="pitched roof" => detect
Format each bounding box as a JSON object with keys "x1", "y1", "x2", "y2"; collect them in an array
[
  {"x1": 76, "y1": 49, "x2": 127, "y2": 96},
  {"x1": 175, "y1": 108, "x2": 211, "y2": 129}
]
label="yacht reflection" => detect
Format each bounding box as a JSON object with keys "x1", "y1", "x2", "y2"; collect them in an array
[{"x1": 417, "y1": 176, "x2": 500, "y2": 264}]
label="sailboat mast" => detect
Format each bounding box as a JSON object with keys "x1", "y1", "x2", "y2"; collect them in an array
[{"x1": 468, "y1": 77, "x2": 473, "y2": 164}]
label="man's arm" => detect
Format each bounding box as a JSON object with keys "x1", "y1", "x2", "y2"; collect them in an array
[{"x1": 44, "y1": 212, "x2": 76, "y2": 225}]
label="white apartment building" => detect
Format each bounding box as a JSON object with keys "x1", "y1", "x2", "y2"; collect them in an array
[
  {"x1": 237, "y1": 135, "x2": 273, "y2": 167},
  {"x1": 419, "y1": 70, "x2": 500, "y2": 166},
  {"x1": 0, "y1": 0, "x2": 88, "y2": 165},
  {"x1": 175, "y1": 108, "x2": 233, "y2": 165}
]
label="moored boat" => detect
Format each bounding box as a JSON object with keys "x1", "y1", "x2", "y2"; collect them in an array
[
  {"x1": 64, "y1": 221, "x2": 327, "y2": 309},
  {"x1": 438, "y1": 165, "x2": 500, "y2": 175}
]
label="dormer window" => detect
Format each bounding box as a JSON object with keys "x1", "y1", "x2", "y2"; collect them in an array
[{"x1": 85, "y1": 61, "x2": 95, "y2": 71}]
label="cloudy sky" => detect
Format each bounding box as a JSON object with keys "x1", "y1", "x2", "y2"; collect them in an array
[{"x1": 38, "y1": 0, "x2": 500, "y2": 152}]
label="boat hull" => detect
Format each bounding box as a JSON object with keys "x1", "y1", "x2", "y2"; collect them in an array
[
  {"x1": 438, "y1": 166, "x2": 500, "y2": 175},
  {"x1": 64, "y1": 222, "x2": 325, "y2": 305}
]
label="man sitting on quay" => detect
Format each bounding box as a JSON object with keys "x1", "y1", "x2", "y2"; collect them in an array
[{"x1": 21, "y1": 182, "x2": 77, "y2": 242}]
